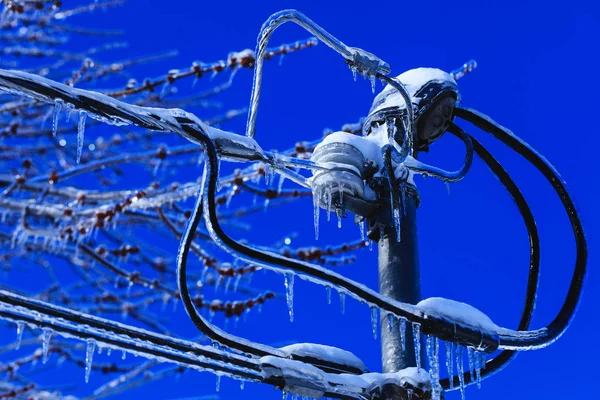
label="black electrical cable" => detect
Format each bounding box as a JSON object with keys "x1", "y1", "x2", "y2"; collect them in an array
[
  {"x1": 439, "y1": 131, "x2": 540, "y2": 390},
  {"x1": 455, "y1": 107, "x2": 586, "y2": 351},
  {"x1": 175, "y1": 125, "x2": 368, "y2": 376},
  {"x1": 0, "y1": 288, "x2": 260, "y2": 377},
  {"x1": 188, "y1": 122, "x2": 501, "y2": 354}
]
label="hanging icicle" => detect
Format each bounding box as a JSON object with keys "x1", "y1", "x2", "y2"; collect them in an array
[
  {"x1": 387, "y1": 313, "x2": 395, "y2": 333},
  {"x1": 326, "y1": 286, "x2": 331, "y2": 305},
  {"x1": 467, "y1": 347, "x2": 476, "y2": 382},
  {"x1": 339, "y1": 291, "x2": 346, "y2": 314},
  {"x1": 336, "y1": 207, "x2": 343, "y2": 228},
  {"x1": 15, "y1": 322, "x2": 24, "y2": 350},
  {"x1": 370, "y1": 306, "x2": 378, "y2": 339},
  {"x1": 412, "y1": 323, "x2": 421, "y2": 371},
  {"x1": 277, "y1": 175, "x2": 286, "y2": 194},
  {"x1": 284, "y1": 273, "x2": 295, "y2": 322},
  {"x1": 399, "y1": 318, "x2": 406, "y2": 351},
  {"x1": 215, "y1": 375, "x2": 221, "y2": 392},
  {"x1": 393, "y1": 206, "x2": 402, "y2": 242},
  {"x1": 326, "y1": 186, "x2": 332, "y2": 222},
  {"x1": 313, "y1": 188, "x2": 320, "y2": 240},
  {"x1": 85, "y1": 339, "x2": 96, "y2": 383},
  {"x1": 76, "y1": 110, "x2": 86, "y2": 164},
  {"x1": 41, "y1": 328, "x2": 53, "y2": 364},
  {"x1": 52, "y1": 100, "x2": 62, "y2": 137},
  {"x1": 455, "y1": 344, "x2": 465, "y2": 400},
  {"x1": 446, "y1": 341, "x2": 454, "y2": 390},
  {"x1": 434, "y1": 337, "x2": 440, "y2": 399},
  {"x1": 359, "y1": 219, "x2": 365, "y2": 241},
  {"x1": 476, "y1": 351, "x2": 486, "y2": 389}
]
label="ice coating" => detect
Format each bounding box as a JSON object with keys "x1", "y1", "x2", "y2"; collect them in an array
[
  {"x1": 311, "y1": 126, "x2": 416, "y2": 185},
  {"x1": 371, "y1": 68, "x2": 456, "y2": 113},
  {"x1": 280, "y1": 343, "x2": 368, "y2": 373},
  {"x1": 314, "y1": 131, "x2": 381, "y2": 166},
  {"x1": 0, "y1": 69, "x2": 264, "y2": 163},
  {"x1": 261, "y1": 355, "x2": 429, "y2": 398},
  {"x1": 416, "y1": 297, "x2": 499, "y2": 333}
]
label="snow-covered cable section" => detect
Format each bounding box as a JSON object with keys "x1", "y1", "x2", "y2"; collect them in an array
[
  {"x1": 260, "y1": 356, "x2": 430, "y2": 399},
  {"x1": 280, "y1": 343, "x2": 368, "y2": 374},
  {"x1": 416, "y1": 298, "x2": 499, "y2": 334}
]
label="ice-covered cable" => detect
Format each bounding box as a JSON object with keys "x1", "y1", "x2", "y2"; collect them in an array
[{"x1": 246, "y1": 9, "x2": 390, "y2": 139}]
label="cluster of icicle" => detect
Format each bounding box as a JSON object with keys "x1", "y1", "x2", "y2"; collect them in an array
[
  {"x1": 312, "y1": 182, "x2": 352, "y2": 241},
  {"x1": 283, "y1": 279, "x2": 490, "y2": 399},
  {"x1": 3, "y1": 304, "x2": 259, "y2": 390}
]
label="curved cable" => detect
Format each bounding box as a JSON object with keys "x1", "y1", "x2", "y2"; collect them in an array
[
  {"x1": 403, "y1": 122, "x2": 473, "y2": 182},
  {"x1": 376, "y1": 74, "x2": 416, "y2": 155},
  {"x1": 192, "y1": 123, "x2": 503, "y2": 353},
  {"x1": 439, "y1": 132, "x2": 540, "y2": 390},
  {"x1": 246, "y1": 9, "x2": 391, "y2": 139},
  {"x1": 176, "y1": 126, "x2": 369, "y2": 375},
  {"x1": 455, "y1": 107, "x2": 587, "y2": 350}
]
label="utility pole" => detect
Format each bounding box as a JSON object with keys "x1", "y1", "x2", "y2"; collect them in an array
[
  {"x1": 370, "y1": 183, "x2": 427, "y2": 400},
  {"x1": 377, "y1": 186, "x2": 421, "y2": 373}
]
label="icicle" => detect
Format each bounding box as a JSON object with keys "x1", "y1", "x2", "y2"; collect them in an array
[
  {"x1": 85, "y1": 339, "x2": 96, "y2": 383},
  {"x1": 444, "y1": 180, "x2": 451, "y2": 195},
  {"x1": 326, "y1": 286, "x2": 331, "y2": 305},
  {"x1": 15, "y1": 322, "x2": 24, "y2": 350},
  {"x1": 277, "y1": 175, "x2": 286, "y2": 194},
  {"x1": 359, "y1": 219, "x2": 365, "y2": 241},
  {"x1": 240, "y1": 380, "x2": 245, "y2": 390},
  {"x1": 282, "y1": 391, "x2": 288, "y2": 400},
  {"x1": 76, "y1": 111, "x2": 86, "y2": 164},
  {"x1": 215, "y1": 375, "x2": 221, "y2": 392},
  {"x1": 284, "y1": 273, "x2": 294, "y2": 322},
  {"x1": 399, "y1": 318, "x2": 406, "y2": 351},
  {"x1": 121, "y1": 350, "x2": 126, "y2": 360},
  {"x1": 412, "y1": 323, "x2": 421, "y2": 371},
  {"x1": 107, "y1": 348, "x2": 112, "y2": 356},
  {"x1": 467, "y1": 347, "x2": 476, "y2": 382},
  {"x1": 370, "y1": 75, "x2": 376, "y2": 93},
  {"x1": 350, "y1": 65, "x2": 358, "y2": 81},
  {"x1": 233, "y1": 275, "x2": 242, "y2": 292},
  {"x1": 370, "y1": 306, "x2": 378, "y2": 339},
  {"x1": 65, "y1": 103, "x2": 74, "y2": 122},
  {"x1": 326, "y1": 186, "x2": 332, "y2": 222},
  {"x1": 41, "y1": 328, "x2": 53, "y2": 364},
  {"x1": 476, "y1": 351, "x2": 486, "y2": 389},
  {"x1": 224, "y1": 187, "x2": 235, "y2": 208},
  {"x1": 52, "y1": 100, "x2": 62, "y2": 137},
  {"x1": 393, "y1": 206, "x2": 402, "y2": 242},
  {"x1": 446, "y1": 342, "x2": 454, "y2": 390},
  {"x1": 336, "y1": 207, "x2": 343, "y2": 228},
  {"x1": 264, "y1": 165, "x2": 271, "y2": 186},
  {"x1": 312, "y1": 188, "x2": 320, "y2": 240},
  {"x1": 387, "y1": 313, "x2": 394, "y2": 333},
  {"x1": 339, "y1": 291, "x2": 346, "y2": 314},
  {"x1": 455, "y1": 345, "x2": 465, "y2": 400},
  {"x1": 426, "y1": 336, "x2": 440, "y2": 400},
  {"x1": 475, "y1": 358, "x2": 482, "y2": 389}
]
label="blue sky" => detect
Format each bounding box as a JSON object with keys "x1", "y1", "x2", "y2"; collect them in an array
[{"x1": 2, "y1": 0, "x2": 598, "y2": 399}]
